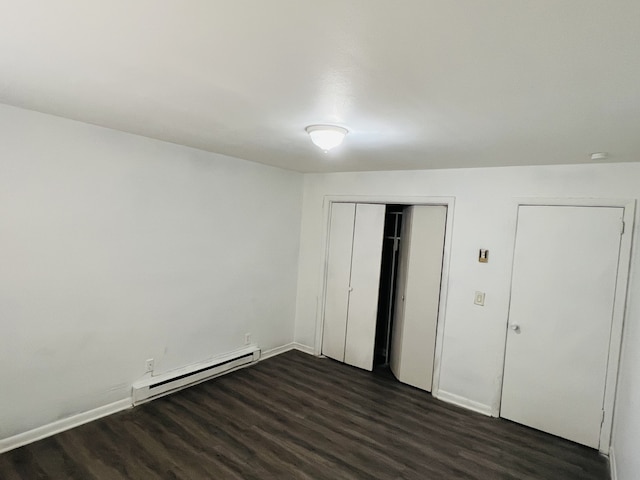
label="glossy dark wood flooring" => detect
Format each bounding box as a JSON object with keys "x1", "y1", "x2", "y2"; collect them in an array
[{"x1": 0, "y1": 350, "x2": 609, "y2": 479}]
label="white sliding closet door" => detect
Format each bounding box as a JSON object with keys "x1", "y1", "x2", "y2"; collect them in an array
[
  {"x1": 321, "y1": 203, "x2": 385, "y2": 371},
  {"x1": 390, "y1": 205, "x2": 447, "y2": 391},
  {"x1": 321, "y1": 203, "x2": 356, "y2": 362},
  {"x1": 344, "y1": 204, "x2": 385, "y2": 370}
]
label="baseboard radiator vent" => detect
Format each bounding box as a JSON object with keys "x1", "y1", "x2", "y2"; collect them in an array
[{"x1": 132, "y1": 345, "x2": 260, "y2": 406}]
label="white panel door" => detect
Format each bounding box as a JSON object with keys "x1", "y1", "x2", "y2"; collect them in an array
[
  {"x1": 321, "y1": 203, "x2": 356, "y2": 362},
  {"x1": 344, "y1": 203, "x2": 385, "y2": 371},
  {"x1": 390, "y1": 205, "x2": 446, "y2": 391},
  {"x1": 501, "y1": 205, "x2": 623, "y2": 449}
]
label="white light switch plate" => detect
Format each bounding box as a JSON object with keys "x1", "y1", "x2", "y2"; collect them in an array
[{"x1": 474, "y1": 291, "x2": 485, "y2": 306}]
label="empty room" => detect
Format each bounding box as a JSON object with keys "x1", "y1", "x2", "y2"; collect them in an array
[{"x1": 1, "y1": 1, "x2": 640, "y2": 479}]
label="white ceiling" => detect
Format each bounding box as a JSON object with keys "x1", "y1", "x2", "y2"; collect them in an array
[{"x1": 1, "y1": 1, "x2": 640, "y2": 173}]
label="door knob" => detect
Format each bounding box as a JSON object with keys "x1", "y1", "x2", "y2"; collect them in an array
[{"x1": 511, "y1": 324, "x2": 521, "y2": 333}]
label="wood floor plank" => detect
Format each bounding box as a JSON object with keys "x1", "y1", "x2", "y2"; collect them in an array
[{"x1": 0, "y1": 350, "x2": 610, "y2": 479}]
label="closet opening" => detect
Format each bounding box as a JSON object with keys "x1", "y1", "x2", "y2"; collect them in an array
[
  {"x1": 373, "y1": 205, "x2": 405, "y2": 370},
  {"x1": 320, "y1": 200, "x2": 447, "y2": 391}
]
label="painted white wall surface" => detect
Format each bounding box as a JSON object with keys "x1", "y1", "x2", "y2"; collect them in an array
[
  {"x1": 293, "y1": 162, "x2": 640, "y2": 469},
  {"x1": 0, "y1": 104, "x2": 303, "y2": 440}
]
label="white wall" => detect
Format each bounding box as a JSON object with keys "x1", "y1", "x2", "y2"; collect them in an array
[
  {"x1": 0, "y1": 104, "x2": 303, "y2": 440},
  {"x1": 293, "y1": 162, "x2": 640, "y2": 476}
]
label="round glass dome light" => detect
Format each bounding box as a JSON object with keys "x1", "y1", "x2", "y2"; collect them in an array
[{"x1": 305, "y1": 125, "x2": 348, "y2": 152}]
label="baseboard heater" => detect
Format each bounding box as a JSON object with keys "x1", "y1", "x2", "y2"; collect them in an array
[{"x1": 132, "y1": 345, "x2": 260, "y2": 405}]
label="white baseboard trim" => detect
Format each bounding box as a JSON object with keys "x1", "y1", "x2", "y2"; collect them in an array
[
  {"x1": 435, "y1": 390, "x2": 493, "y2": 417},
  {"x1": 292, "y1": 342, "x2": 315, "y2": 355},
  {"x1": 261, "y1": 342, "x2": 316, "y2": 360},
  {"x1": 609, "y1": 445, "x2": 617, "y2": 480},
  {"x1": 261, "y1": 343, "x2": 296, "y2": 360},
  {"x1": 0, "y1": 398, "x2": 131, "y2": 454}
]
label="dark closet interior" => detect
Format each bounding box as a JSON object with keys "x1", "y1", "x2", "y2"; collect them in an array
[{"x1": 373, "y1": 205, "x2": 404, "y2": 369}]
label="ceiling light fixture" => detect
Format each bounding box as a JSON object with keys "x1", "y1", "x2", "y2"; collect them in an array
[{"x1": 305, "y1": 125, "x2": 348, "y2": 152}]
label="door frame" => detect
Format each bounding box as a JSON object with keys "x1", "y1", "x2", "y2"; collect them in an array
[
  {"x1": 499, "y1": 197, "x2": 635, "y2": 454},
  {"x1": 314, "y1": 195, "x2": 455, "y2": 397}
]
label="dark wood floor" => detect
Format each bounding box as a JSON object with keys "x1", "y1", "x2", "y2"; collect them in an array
[{"x1": 0, "y1": 350, "x2": 609, "y2": 479}]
